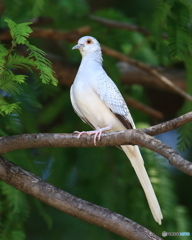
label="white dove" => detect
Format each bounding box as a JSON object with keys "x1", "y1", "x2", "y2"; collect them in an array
[{"x1": 70, "y1": 36, "x2": 163, "y2": 225}]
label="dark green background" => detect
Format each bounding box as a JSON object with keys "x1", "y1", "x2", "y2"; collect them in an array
[{"x1": 0, "y1": 0, "x2": 192, "y2": 239}]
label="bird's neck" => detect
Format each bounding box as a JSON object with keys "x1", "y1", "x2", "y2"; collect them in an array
[{"x1": 81, "y1": 51, "x2": 103, "y2": 66}]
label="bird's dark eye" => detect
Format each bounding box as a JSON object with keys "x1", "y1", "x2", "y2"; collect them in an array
[{"x1": 86, "y1": 39, "x2": 92, "y2": 44}]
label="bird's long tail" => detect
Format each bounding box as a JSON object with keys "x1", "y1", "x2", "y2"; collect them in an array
[{"x1": 121, "y1": 145, "x2": 163, "y2": 225}]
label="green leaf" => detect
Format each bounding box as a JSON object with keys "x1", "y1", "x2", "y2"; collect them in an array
[
  {"x1": 177, "y1": 121, "x2": 192, "y2": 152},
  {"x1": 4, "y1": 18, "x2": 32, "y2": 44},
  {"x1": 166, "y1": 1, "x2": 192, "y2": 60},
  {"x1": 152, "y1": 1, "x2": 172, "y2": 35},
  {"x1": 6, "y1": 54, "x2": 36, "y2": 71},
  {"x1": 26, "y1": 42, "x2": 58, "y2": 86},
  {"x1": 13, "y1": 75, "x2": 28, "y2": 84},
  {"x1": 0, "y1": 181, "x2": 28, "y2": 240},
  {"x1": 1, "y1": 182, "x2": 28, "y2": 216},
  {"x1": 0, "y1": 97, "x2": 21, "y2": 115},
  {"x1": 0, "y1": 44, "x2": 9, "y2": 74},
  {"x1": 170, "y1": 1, "x2": 191, "y2": 27},
  {"x1": 1, "y1": 71, "x2": 22, "y2": 95},
  {"x1": 167, "y1": 24, "x2": 191, "y2": 60}
]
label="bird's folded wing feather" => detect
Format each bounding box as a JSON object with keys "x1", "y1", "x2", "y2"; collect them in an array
[{"x1": 97, "y1": 73, "x2": 135, "y2": 130}]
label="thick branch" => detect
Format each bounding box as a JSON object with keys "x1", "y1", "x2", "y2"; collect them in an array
[
  {"x1": 0, "y1": 156, "x2": 162, "y2": 240},
  {"x1": 102, "y1": 45, "x2": 192, "y2": 102},
  {"x1": 0, "y1": 130, "x2": 191, "y2": 175},
  {"x1": 0, "y1": 112, "x2": 191, "y2": 175}
]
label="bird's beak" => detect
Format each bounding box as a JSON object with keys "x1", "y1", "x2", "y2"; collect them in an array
[{"x1": 72, "y1": 44, "x2": 83, "y2": 50}]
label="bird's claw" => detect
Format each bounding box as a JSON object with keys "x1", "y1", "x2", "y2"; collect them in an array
[
  {"x1": 73, "y1": 131, "x2": 87, "y2": 138},
  {"x1": 73, "y1": 125, "x2": 111, "y2": 146},
  {"x1": 73, "y1": 130, "x2": 100, "y2": 146}
]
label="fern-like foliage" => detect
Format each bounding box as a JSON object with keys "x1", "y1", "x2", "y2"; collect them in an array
[
  {"x1": 0, "y1": 18, "x2": 58, "y2": 115},
  {"x1": 167, "y1": 24, "x2": 191, "y2": 60},
  {"x1": 152, "y1": 0, "x2": 192, "y2": 61},
  {"x1": 0, "y1": 45, "x2": 9, "y2": 74},
  {"x1": 176, "y1": 49, "x2": 192, "y2": 153},
  {"x1": 0, "y1": 181, "x2": 28, "y2": 240},
  {"x1": 6, "y1": 54, "x2": 36, "y2": 71},
  {"x1": 4, "y1": 18, "x2": 32, "y2": 45},
  {"x1": 0, "y1": 97, "x2": 21, "y2": 115},
  {"x1": 1, "y1": 70, "x2": 24, "y2": 94},
  {"x1": 26, "y1": 42, "x2": 58, "y2": 86},
  {"x1": 177, "y1": 121, "x2": 192, "y2": 152},
  {"x1": 166, "y1": 1, "x2": 192, "y2": 60}
]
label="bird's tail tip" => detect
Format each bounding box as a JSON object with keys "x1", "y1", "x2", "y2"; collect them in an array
[{"x1": 155, "y1": 214, "x2": 163, "y2": 225}]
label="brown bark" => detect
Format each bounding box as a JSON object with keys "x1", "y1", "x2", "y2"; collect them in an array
[
  {"x1": 0, "y1": 156, "x2": 162, "y2": 240},
  {"x1": 0, "y1": 112, "x2": 191, "y2": 175},
  {"x1": 0, "y1": 26, "x2": 90, "y2": 42}
]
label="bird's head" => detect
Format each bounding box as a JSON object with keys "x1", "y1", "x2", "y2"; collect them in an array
[{"x1": 72, "y1": 36, "x2": 101, "y2": 57}]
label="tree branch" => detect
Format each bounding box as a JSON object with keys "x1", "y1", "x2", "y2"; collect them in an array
[
  {"x1": 90, "y1": 15, "x2": 168, "y2": 39},
  {"x1": 143, "y1": 111, "x2": 192, "y2": 136},
  {"x1": 126, "y1": 97, "x2": 164, "y2": 119},
  {"x1": 118, "y1": 62, "x2": 185, "y2": 92},
  {"x1": 1, "y1": 23, "x2": 189, "y2": 102},
  {"x1": 1, "y1": 24, "x2": 189, "y2": 103},
  {"x1": 102, "y1": 45, "x2": 192, "y2": 102},
  {"x1": 90, "y1": 15, "x2": 151, "y2": 36},
  {"x1": 0, "y1": 131, "x2": 191, "y2": 175},
  {"x1": 0, "y1": 112, "x2": 192, "y2": 175},
  {"x1": 0, "y1": 26, "x2": 91, "y2": 42},
  {"x1": 0, "y1": 156, "x2": 162, "y2": 240}
]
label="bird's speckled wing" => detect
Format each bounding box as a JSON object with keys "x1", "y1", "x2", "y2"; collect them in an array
[{"x1": 97, "y1": 73, "x2": 135, "y2": 129}]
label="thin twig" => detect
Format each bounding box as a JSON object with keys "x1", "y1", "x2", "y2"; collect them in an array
[
  {"x1": 102, "y1": 45, "x2": 192, "y2": 102},
  {"x1": 143, "y1": 111, "x2": 192, "y2": 136},
  {"x1": 90, "y1": 15, "x2": 151, "y2": 36},
  {"x1": 90, "y1": 15, "x2": 168, "y2": 39},
  {"x1": 0, "y1": 156, "x2": 162, "y2": 240},
  {"x1": 118, "y1": 62, "x2": 185, "y2": 91},
  {"x1": 126, "y1": 97, "x2": 164, "y2": 119}
]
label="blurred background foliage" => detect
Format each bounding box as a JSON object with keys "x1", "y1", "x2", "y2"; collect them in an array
[{"x1": 0, "y1": 0, "x2": 192, "y2": 239}]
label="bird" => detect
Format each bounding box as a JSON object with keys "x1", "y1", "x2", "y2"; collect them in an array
[{"x1": 70, "y1": 36, "x2": 163, "y2": 225}]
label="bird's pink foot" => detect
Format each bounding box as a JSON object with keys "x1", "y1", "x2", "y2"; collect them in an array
[{"x1": 74, "y1": 125, "x2": 111, "y2": 146}]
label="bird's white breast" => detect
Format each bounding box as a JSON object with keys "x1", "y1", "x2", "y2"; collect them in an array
[{"x1": 72, "y1": 74, "x2": 125, "y2": 131}]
